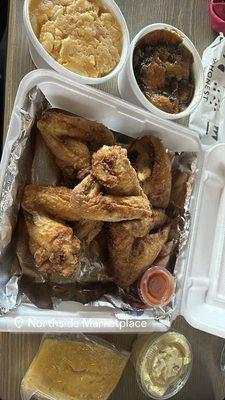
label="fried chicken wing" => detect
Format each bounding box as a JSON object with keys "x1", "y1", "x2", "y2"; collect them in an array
[
  {"x1": 71, "y1": 144, "x2": 151, "y2": 221},
  {"x1": 25, "y1": 213, "x2": 81, "y2": 279},
  {"x1": 117, "y1": 208, "x2": 167, "y2": 237},
  {"x1": 129, "y1": 135, "x2": 172, "y2": 208},
  {"x1": 108, "y1": 220, "x2": 170, "y2": 288},
  {"x1": 38, "y1": 133, "x2": 91, "y2": 181},
  {"x1": 92, "y1": 145, "x2": 142, "y2": 196},
  {"x1": 75, "y1": 220, "x2": 104, "y2": 245},
  {"x1": 22, "y1": 185, "x2": 80, "y2": 221},
  {"x1": 72, "y1": 174, "x2": 151, "y2": 222},
  {"x1": 37, "y1": 109, "x2": 115, "y2": 181}
]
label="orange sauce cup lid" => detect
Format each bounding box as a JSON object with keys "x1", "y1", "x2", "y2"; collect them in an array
[{"x1": 139, "y1": 266, "x2": 175, "y2": 307}]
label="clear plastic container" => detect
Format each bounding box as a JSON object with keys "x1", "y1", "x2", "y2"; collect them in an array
[
  {"x1": 23, "y1": 0, "x2": 130, "y2": 85},
  {"x1": 118, "y1": 23, "x2": 204, "y2": 120},
  {"x1": 132, "y1": 332, "x2": 192, "y2": 399},
  {"x1": 21, "y1": 334, "x2": 129, "y2": 400},
  {"x1": 138, "y1": 266, "x2": 175, "y2": 307}
]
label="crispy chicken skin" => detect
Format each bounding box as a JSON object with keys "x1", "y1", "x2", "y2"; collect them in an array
[
  {"x1": 117, "y1": 209, "x2": 167, "y2": 237},
  {"x1": 108, "y1": 217, "x2": 170, "y2": 288},
  {"x1": 22, "y1": 185, "x2": 80, "y2": 221},
  {"x1": 19, "y1": 104, "x2": 178, "y2": 295},
  {"x1": 37, "y1": 110, "x2": 115, "y2": 146},
  {"x1": 72, "y1": 145, "x2": 151, "y2": 221},
  {"x1": 75, "y1": 220, "x2": 104, "y2": 246},
  {"x1": 39, "y1": 133, "x2": 91, "y2": 181},
  {"x1": 25, "y1": 213, "x2": 81, "y2": 279},
  {"x1": 37, "y1": 110, "x2": 115, "y2": 181},
  {"x1": 72, "y1": 173, "x2": 151, "y2": 222},
  {"x1": 92, "y1": 145, "x2": 142, "y2": 196},
  {"x1": 129, "y1": 135, "x2": 172, "y2": 208}
]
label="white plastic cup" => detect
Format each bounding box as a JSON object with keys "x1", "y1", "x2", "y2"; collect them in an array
[
  {"x1": 23, "y1": 0, "x2": 130, "y2": 85},
  {"x1": 118, "y1": 23, "x2": 204, "y2": 120}
]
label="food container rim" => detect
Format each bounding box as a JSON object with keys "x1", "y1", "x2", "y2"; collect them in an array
[
  {"x1": 23, "y1": 0, "x2": 130, "y2": 85},
  {"x1": 3, "y1": 69, "x2": 202, "y2": 152},
  {"x1": 122, "y1": 22, "x2": 204, "y2": 120},
  {"x1": 134, "y1": 331, "x2": 193, "y2": 399}
]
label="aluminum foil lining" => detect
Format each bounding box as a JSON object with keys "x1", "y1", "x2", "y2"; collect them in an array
[{"x1": 0, "y1": 86, "x2": 196, "y2": 323}]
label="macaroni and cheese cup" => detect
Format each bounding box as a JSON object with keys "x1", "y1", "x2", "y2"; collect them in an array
[{"x1": 23, "y1": 0, "x2": 130, "y2": 85}]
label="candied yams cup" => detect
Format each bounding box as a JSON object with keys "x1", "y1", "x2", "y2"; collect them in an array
[{"x1": 118, "y1": 23, "x2": 204, "y2": 120}]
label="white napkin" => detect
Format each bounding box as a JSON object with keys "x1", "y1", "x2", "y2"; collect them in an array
[{"x1": 189, "y1": 33, "x2": 225, "y2": 145}]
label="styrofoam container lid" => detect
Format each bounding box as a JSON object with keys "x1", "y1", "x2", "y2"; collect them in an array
[
  {"x1": 23, "y1": 0, "x2": 130, "y2": 85},
  {"x1": 118, "y1": 23, "x2": 204, "y2": 120},
  {"x1": 180, "y1": 143, "x2": 225, "y2": 338}
]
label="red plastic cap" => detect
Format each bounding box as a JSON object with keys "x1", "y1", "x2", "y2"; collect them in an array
[{"x1": 210, "y1": 0, "x2": 225, "y2": 34}]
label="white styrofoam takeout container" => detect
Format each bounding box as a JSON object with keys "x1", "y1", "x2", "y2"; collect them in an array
[
  {"x1": 1, "y1": 69, "x2": 225, "y2": 337},
  {"x1": 23, "y1": 0, "x2": 130, "y2": 85},
  {"x1": 118, "y1": 23, "x2": 204, "y2": 120}
]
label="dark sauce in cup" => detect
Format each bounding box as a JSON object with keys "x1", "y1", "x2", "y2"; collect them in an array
[{"x1": 133, "y1": 29, "x2": 195, "y2": 114}]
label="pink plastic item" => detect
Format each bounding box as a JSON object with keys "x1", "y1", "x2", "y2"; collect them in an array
[{"x1": 210, "y1": 0, "x2": 225, "y2": 34}]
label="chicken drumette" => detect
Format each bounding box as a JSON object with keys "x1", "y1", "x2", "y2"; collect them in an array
[{"x1": 24, "y1": 213, "x2": 81, "y2": 279}]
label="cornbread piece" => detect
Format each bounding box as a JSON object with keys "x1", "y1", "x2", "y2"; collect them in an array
[
  {"x1": 21, "y1": 337, "x2": 128, "y2": 400},
  {"x1": 29, "y1": 0, "x2": 122, "y2": 77}
]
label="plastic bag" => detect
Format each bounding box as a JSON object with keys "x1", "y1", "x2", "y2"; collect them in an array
[{"x1": 189, "y1": 33, "x2": 225, "y2": 144}]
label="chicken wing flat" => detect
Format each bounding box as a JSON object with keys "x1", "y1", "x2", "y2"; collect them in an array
[
  {"x1": 37, "y1": 110, "x2": 115, "y2": 147},
  {"x1": 22, "y1": 185, "x2": 80, "y2": 221},
  {"x1": 25, "y1": 213, "x2": 81, "y2": 279},
  {"x1": 108, "y1": 214, "x2": 169, "y2": 288},
  {"x1": 75, "y1": 220, "x2": 104, "y2": 245},
  {"x1": 38, "y1": 133, "x2": 91, "y2": 181},
  {"x1": 37, "y1": 109, "x2": 115, "y2": 181},
  {"x1": 117, "y1": 209, "x2": 167, "y2": 237},
  {"x1": 92, "y1": 145, "x2": 142, "y2": 196},
  {"x1": 129, "y1": 135, "x2": 172, "y2": 208},
  {"x1": 72, "y1": 174, "x2": 151, "y2": 222}
]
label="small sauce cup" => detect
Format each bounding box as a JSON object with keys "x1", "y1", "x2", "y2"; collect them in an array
[{"x1": 138, "y1": 266, "x2": 175, "y2": 307}]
